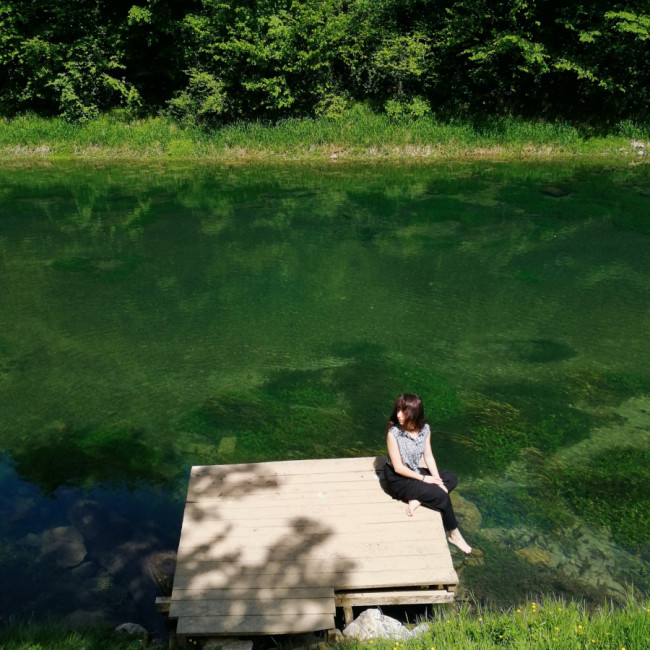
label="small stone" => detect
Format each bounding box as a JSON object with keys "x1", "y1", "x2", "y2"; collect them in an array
[
  {"x1": 540, "y1": 186, "x2": 570, "y2": 198},
  {"x1": 327, "y1": 629, "x2": 343, "y2": 642},
  {"x1": 115, "y1": 622, "x2": 148, "y2": 638}
]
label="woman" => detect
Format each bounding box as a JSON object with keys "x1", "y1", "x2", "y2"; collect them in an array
[{"x1": 384, "y1": 393, "x2": 472, "y2": 554}]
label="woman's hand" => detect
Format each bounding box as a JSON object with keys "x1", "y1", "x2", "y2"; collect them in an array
[{"x1": 422, "y1": 475, "x2": 447, "y2": 491}]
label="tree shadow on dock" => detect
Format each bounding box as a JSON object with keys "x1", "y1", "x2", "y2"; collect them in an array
[{"x1": 169, "y1": 461, "x2": 357, "y2": 637}]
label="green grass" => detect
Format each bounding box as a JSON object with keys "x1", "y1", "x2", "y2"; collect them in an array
[
  {"x1": 1, "y1": 108, "x2": 648, "y2": 161},
  {"x1": 338, "y1": 597, "x2": 650, "y2": 650},
  {"x1": 2, "y1": 597, "x2": 647, "y2": 649},
  {"x1": 0, "y1": 619, "x2": 147, "y2": 649}
]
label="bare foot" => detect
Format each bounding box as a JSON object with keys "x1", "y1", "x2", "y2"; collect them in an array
[
  {"x1": 406, "y1": 500, "x2": 421, "y2": 517},
  {"x1": 448, "y1": 529, "x2": 472, "y2": 554}
]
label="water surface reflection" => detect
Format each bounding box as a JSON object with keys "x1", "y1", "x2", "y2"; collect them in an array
[{"x1": 0, "y1": 160, "x2": 648, "y2": 630}]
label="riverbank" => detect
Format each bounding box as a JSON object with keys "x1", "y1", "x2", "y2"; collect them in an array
[
  {"x1": 1, "y1": 596, "x2": 647, "y2": 649},
  {"x1": 1, "y1": 110, "x2": 648, "y2": 162}
]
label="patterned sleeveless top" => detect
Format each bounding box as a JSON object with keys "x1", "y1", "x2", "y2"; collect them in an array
[{"x1": 388, "y1": 423, "x2": 430, "y2": 471}]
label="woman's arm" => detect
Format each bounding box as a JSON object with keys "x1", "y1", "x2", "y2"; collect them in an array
[
  {"x1": 423, "y1": 435, "x2": 446, "y2": 489},
  {"x1": 387, "y1": 432, "x2": 427, "y2": 482}
]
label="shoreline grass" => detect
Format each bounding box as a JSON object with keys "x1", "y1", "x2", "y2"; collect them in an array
[
  {"x1": 1, "y1": 109, "x2": 649, "y2": 163},
  {"x1": 1, "y1": 596, "x2": 648, "y2": 649}
]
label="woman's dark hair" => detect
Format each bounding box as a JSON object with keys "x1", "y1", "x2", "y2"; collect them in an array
[{"x1": 387, "y1": 393, "x2": 426, "y2": 432}]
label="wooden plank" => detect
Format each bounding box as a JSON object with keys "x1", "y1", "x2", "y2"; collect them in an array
[
  {"x1": 177, "y1": 511, "x2": 443, "y2": 537},
  {"x1": 171, "y1": 586, "x2": 334, "y2": 603},
  {"x1": 335, "y1": 590, "x2": 455, "y2": 607},
  {"x1": 176, "y1": 527, "x2": 445, "y2": 551},
  {"x1": 155, "y1": 596, "x2": 171, "y2": 613},
  {"x1": 171, "y1": 597, "x2": 335, "y2": 618},
  {"x1": 187, "y1": 472, "x2": 387, "y2": 502},
  {"x1": 191, "y1": 486, "x2": 392, "y2": 504},
  {"x1": 173, "y1": 553, "x2": 454, "y2": 580},
  {"x1": 176, "y1": 612, "x2": 335, "y2": 635},
  {"x1": 177, "y1": 522, "x2": 445, "y2": 552},
  {"x1": 191, "y1": 457, "x2": 384, "y2": 480},
  {"x1": 182, "y1": 500, "x2": 414, "y2": 521},
  {"x1": 176, "y1": 539, "x2": 450, "y2": 563},
  {"x1": 172, "y1": 567, "x2": 458, "y2": 591}
]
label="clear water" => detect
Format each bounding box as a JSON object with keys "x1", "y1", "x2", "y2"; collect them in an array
[{"x1": 1, "y1": 160, "x2": 649, "y2": 633}]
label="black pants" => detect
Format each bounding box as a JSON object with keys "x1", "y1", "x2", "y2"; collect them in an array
[{"x1": 383, "y1": 463, "x2": 459, "y2": 531}]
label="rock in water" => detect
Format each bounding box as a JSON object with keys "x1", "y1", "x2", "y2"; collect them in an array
[
  {"x1": 29, "y1": 526, "x2": 87, "y2": 568},
  {"x1": 540, "y1": 186, "x2": 570, "y2": 198},
  {"x1": 515, "y1": 546, "x2": 552, "y2": 566},
  {"x1": 450, "y1": 493, "x2": 482, "y2": 535}
]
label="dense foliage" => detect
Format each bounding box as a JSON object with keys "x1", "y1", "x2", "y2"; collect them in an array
[{"x1": 0, "y1": 1, "x2": 648, "y2": 124}]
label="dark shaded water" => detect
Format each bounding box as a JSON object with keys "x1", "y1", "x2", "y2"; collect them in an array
[{"x1": 1, "y1": 160, "x2": 649, "y2": 637}]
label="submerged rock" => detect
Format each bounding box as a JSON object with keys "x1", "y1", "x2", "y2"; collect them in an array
[
  {"x1": 450, "y1": 493, "x2": 482, "y2": 535},
  {"x1": 25, "y1": 525, "x2": 87, "y2": 568},
  {"x1": 540, "y1": 186, "x2": 571, "y2": 198},
  {"x1": 143, "y1": 550, "x2": 177, "y2": 596},
  {"x1": 515, "y1": 546, "x2": 552, "y2": 566},
  {"x1": 70, "y1": 560, "x2": 99, "y2": 580}
]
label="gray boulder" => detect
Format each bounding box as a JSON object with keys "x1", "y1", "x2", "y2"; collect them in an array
[{"x1": 342, "y1": 608, "x2": 410, "y2": 641}]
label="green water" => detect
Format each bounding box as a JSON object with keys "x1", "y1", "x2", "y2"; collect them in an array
[{"x1": 0, "y1": 160, "x2": 649, "y2": 627}]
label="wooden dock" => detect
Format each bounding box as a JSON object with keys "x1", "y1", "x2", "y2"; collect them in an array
[{"x1": 167, "y1": 456, "x2": 458, "y2": 640}]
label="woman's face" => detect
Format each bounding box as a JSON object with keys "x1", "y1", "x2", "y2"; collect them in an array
[{"x1": 396, "y1": 409, "x2": 407, "y2": 427}]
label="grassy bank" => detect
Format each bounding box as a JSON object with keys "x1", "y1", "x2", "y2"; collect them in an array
[
  {"x1": 1, "y1": 597, "x2": 648, "y2": 649},
  {"x1": 0, "y1": 621, "x2": 147, "y2": 650},
  {"x1": 1, "y1": 108, "x2": 649, "y2": 162}
]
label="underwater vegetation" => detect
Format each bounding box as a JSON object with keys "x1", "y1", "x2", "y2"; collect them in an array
[
  {"x1": 1, "y1": 160, "x2": 649, "y2": 619},
  {"x1": 9, "y1": 423, "x2": 176, "y2": 494},
  {"x1": 552, "y1": 446, "x2": 650, "y2": 549}
]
